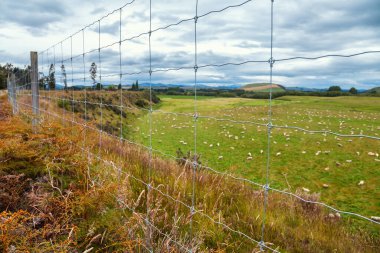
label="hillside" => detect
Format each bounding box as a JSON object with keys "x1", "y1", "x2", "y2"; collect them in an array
[
  {"x1": 241, "y1": 83, "x2": 286, "y2": 92},
  {"x1": 366, "y1": 86, "x2": 380, "y2": 94},
  {"x1": 1, "y1": 92, "x2": 380, "y2": 252}
]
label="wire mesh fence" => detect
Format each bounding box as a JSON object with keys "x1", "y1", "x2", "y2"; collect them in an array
[{"x1": 5, "y1": 0, "x2": 380, "y2": 252}]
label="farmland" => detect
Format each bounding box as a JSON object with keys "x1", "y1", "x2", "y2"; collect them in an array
[
  {"x1": 131, "y1": 95, "x2": 380, "y2": 221},
  {"x1": 2, "y1": 92, "x2": 380, "y2": 252}
]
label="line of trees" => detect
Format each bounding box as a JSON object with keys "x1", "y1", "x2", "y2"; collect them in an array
[
  {"x1": 0, "y1": 64, "x2": 31, "y2": 89},
  {"x1": 155, "y1": 85, "x2": 375, "y2": 99}
]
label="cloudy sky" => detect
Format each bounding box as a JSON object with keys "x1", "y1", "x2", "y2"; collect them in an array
[{"x1": 1, "y1": 0, "x2": 379, "y2": 89}]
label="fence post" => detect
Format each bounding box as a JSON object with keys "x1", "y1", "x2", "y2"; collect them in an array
[
  {"x1": 10, "y1": 73, "x2": 17, "y2": 114},
  {"x1": 31, "y1": 51, "x2": 39, "y2": 130},
  {"x1": 7, "y1": 75, "x2": 10, "y2": 103}
]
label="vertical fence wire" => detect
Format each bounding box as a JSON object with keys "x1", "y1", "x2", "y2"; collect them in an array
[
  {"x1": 82, "y1": 29, "x2": 87, "y2": 153},
  {"x1": 260, "y1": 0, "x2": 275, "y2": 251},
  {"x1": 53, "y1": 46, "x2": 56, "y2": 118},
  {"x1": 118, "y1": 8, "x2": 123, "y2": 179},
  {"x1": 98, "y1": 20, "x2": 103, "y2": 157},
  {"x1": 47, "y1": 49, "x2": 50, "y2": 121},
  {"x1": 60, "y1": 41, "x2": 66, "y2": 125},
  {"x1": 190, "y1": 0, "x2": 199, "y2": 248},
  {"x1": 147, "y1": 0, "x2": 154, "y2": 250},
  {"x1": 70, "y1": 37, "x2": 74, "y2": 131}
]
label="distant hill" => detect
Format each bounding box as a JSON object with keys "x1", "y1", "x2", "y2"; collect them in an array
[
  {"x1": 366, "y1": 87, "x2": 380, "y2": 94},
  {"x1": 241, "y1": 83, "x2": 286, "y2": 92}
]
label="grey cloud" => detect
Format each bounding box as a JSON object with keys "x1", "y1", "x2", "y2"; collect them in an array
[
  {"x1": 0, "y1": 0, "x2": 69, "y2": 33},
  {"x1": 91, "y1": 21, "x2": 120, "y2": 36},
  {"x1": 91, "y1": 7, "x2": 106, "y2": 15}
]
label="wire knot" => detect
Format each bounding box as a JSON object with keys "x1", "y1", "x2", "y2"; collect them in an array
[
  {"x1": 267, "y1": 122, "x2": 273, "y2": 129},
  {"x1": 194, "y1": 16, "x2": 199, "y2": 23},
  {"x1": 148, "y1": 30, "x2": 152, "y2": 37},
  {"x1": 193, "y1": 112, "x2": 199, "y2": 120},
  {"x1": 194, "y1": 65, "x2": 198, "y2": 73},
  {"x1": 263, "y1": 184, "x2": 270, "y2": 191},
  {"x1": 149, "y1": 70, "x2": 153, "y2": 76},
  {"x1": 268, "y1": 57, "x2": 275, "y2": 67},
  {"x1": 259, "y1": 240, "x2": 265, "y2": 251},
  {"x1": 190, "y1": 206, "x2": 195, "y2": 215}
]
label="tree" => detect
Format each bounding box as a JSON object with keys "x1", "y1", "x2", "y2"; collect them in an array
[
  {"x1": 89, "y1": 62, "x2": 97, "y2": 87},
  {"x1": 48, "y1": 64, "x2": 56, "y2": 90},
  {"x1": 328, "y1": 85, "x2": 341, "y2": 92},
  {"x1": 118, "y1": 83, "x2": 122, "y2": 90},
  {"x1": 95, "y1": 83, "x2": 102, "y2": 90},
  {"x1": 61, "y1": 64, "x2": 67, "y2": 91},
  {"x1": 130, "y1": 80, "x2": 139, "y2": 91},
  {"x1": 108, "y1": 85, "x2": 116, "y2": 91},
  {"x1": 349, "y1": 87, "x2": 358, "y2": 94}
]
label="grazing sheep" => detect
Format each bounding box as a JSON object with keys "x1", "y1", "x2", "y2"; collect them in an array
[{"x1": 358, "y1": 180, "x2": 365, "y2": 186}]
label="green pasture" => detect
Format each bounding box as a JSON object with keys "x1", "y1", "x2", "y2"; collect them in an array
[{"x1": 130, "y1": 95, "x2": 380, "y2": 219}]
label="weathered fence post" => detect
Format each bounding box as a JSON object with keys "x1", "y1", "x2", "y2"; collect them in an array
[
  {"x1": 30, "y1": 51, "x2": 39, "y2": 130},
  {"x1": 10, "y1": 73, "x2": 17, "y2": 114},
  {"x1": 7, "y1": 75, "x2": 11, "y2": 103}
]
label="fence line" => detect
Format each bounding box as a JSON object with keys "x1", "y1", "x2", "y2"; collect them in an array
[
  {"x1": 11, "y1": 93, "x2": 380, "y2": 227},
  {"x1": 5, "y1": 0, "x2": 380, "y2": 252}
]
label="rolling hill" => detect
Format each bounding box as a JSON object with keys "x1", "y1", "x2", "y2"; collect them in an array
[
  {"x1": 241, "y1": 83, "x2": 286, "y2": 92},
  {"x1": 366, "y1": 86, "x2": 380, "y2": 94}
]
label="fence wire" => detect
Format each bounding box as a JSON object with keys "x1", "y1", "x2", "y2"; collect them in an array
[{"x1": 5, "y1": 0, "x2": 380, "y2": 252}]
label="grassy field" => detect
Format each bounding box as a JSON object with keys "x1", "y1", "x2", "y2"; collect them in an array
[
  {"x1": 4, "y1": 92, "x2": 380, "y2": 252},
  {"x1": 131, "y1": 95, "x2": 380, "y2": 222}
]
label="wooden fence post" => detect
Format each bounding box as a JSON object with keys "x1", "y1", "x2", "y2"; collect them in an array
[
  {"x1": 10, "y1": 73, "x2": 17, "y2": 114},
  {"x1": 31, "y1": 51, "x2": 39, "y2": 130}
]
